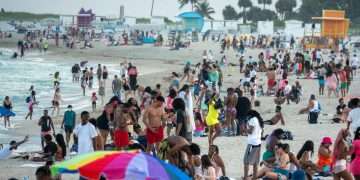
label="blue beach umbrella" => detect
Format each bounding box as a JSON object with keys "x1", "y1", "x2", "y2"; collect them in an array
[{"x1": 0, "y1": 106, "x2": 16, "y2": 117}]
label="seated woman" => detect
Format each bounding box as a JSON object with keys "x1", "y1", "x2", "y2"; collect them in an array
[
  {"x1": 317, "y1": 137, "x2": 333, "y2": 176},
  {"x1": 296, "y1": 140, "x2": 318, "y2": 179},
  {"x1": 264, "y1": 106, "x2": 285, "y2": 126},
  {"x1": 209, "y1": 145, "x2": 226, "y2": 178},
  {"x1": 200, "y1": 155, "x2": 217, "y2": 180},
  {"x1": 262, "y1": 129, "x2": 285, "y2": 165},
  {"x1": 257, "y1": 143, "x2": 291, "y2": 179},
  {"x1": 333, "y1": 98, "x2": 347, "y2": 123}
]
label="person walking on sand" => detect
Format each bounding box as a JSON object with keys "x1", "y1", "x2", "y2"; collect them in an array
[
  {"x1": 243, "y1": 110, "x2": 263, "y2": 180},
  {"x1": 3, "y1": 96, "x2": 12, "y2": 128},
  {"x1": 128, "y1": 63, "x2": 138, "y2": 95},
  {"x1": 98, "y1": 79, "x2": 105, "y2": 105},
  {"x1": 205, "y1": 93, "x2": 221, "y2": 146},
  {"x1": 38, "y1": 110, "x2": 55, "y2": 150},
  {"x1": 102, "y1": 66, "x2": 108, "y2": 85},
  {"x1": 74, "y1": 111, "x2": 97, "y2": 154},
  {"x1": 52, "y1": 88, "x2": 62, "y2": 116},
  {"x1": 112, "y1": 75, "x2": 122, "y2": 98},
  {"x1": 88, "y1": 67, "x2": 94, "y2": 89},
  {"x1": 96, "y1": 64, "x2": 102, "y2": 83},
  {"x1": 91, "y1": 92, "x2": 98, "y2": 112},
  {"x1": 61, "y1": 105, "x2": 76, "y2": 147},
  {"x1": 25, "y1": 98, "x2": 36, "y2": 120},
  {"x1": 81, "y1": 74, "x2": 87, "y2": 96},
  {"x1": 143, "y1": 96, "x2": 166, "y2": 153},
  {"x1": 224, "y1": 88, "x2": 238, "y2": 136}
]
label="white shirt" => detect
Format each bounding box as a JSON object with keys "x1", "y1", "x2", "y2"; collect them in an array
[
  {"x1": 316, "y1": 51, "x2": 322, "y2": 59},
  {"x1": 247, "y1": 117, "x2": 262, "y2": 145},
  {"x1": 284, "y1": 85, "x2": 292, "y2": 95},
  {"x1": 348, "y1": 108, "x2": 360, "y2": 134},
  {"x1": 74, "y1": 122, "x2": 97, "y2": 154},
  {"x1": 0, "y1": 145, "x2": 12, "y2": 159},
  {"x1": 250, "y1": 70, "x2": 257, "y2": 78},
  {"x1": 352, "y1": 57, "x2": 359, "y2": 67}
]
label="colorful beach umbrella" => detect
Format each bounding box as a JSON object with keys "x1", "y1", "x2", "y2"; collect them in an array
[
  {"x1": 78, "y1": 152, "x2": 191, "y2": 180},
  {"x1": 0, "y1": 106, "x2": 15, "y2": 117},
  {"x1": 51, "y1": 151, "x2": 121, "y2": 175}
]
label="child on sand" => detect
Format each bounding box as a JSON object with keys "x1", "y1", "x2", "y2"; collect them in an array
[{"x1": 91, "y1": 92, "x2": 97, "y2": 112}]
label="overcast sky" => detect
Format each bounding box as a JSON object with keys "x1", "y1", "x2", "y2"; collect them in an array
[{"x1": 0, "y1": 0, "x2": 300, "y2": 20}]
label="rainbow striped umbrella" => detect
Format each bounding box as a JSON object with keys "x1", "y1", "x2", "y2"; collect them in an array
[
  {"x1": 78, "y1": 152, "x2": 190, "y2": 180},
  {"x1": 51, "y1": 151, "x2": 121, "y2": 175},
  {"x1": 51, "y1": 151, "x2": 190, "y2": 180}
]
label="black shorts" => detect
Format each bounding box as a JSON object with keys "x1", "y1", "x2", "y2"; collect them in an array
[{"x1": 64, "y1": 126, "x2": 74, "y2": 133}]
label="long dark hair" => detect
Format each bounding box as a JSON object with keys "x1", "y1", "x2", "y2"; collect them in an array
[
  {"x1": 247, "y1": 110, "x2": 264, "y2": 128},
  {"x1": 201, "y1": 155, "x2": 213, "y2": 170},
  {"x1": 55, "y1": 134, "x2": 66, "y2": 158},
  {"x1": 296, "y1": 140, "x2": 314, "y2": 160},
  {"x1": 172, "y1": 98, "x2": 186, "y2": 111}
]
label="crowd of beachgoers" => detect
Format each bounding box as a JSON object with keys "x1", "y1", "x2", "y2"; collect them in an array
[{"x1": 1, "y1": 31, "x2": 360, "y2": 180}]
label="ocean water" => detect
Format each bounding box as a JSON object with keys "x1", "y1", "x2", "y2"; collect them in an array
[{"x1": 0, "y1": 48, "x2": 101, "y2": 122}]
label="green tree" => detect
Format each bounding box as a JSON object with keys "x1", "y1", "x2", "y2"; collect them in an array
[
  {"x1": 298, "y1": 0, "x2": 322, "y2": 22},
  {"x1": 248, "y1": 7, "x2": 277, "y2": 22},
  {"x1": 1, "y1": 8, "x2": 5, "y2": 13},
  {"x1": 238, "y1": 0, "x2": 253, "y2": 23},
  {"x1": 258, "y1": 0, "x2": 272, "y2": 9},
  {"x1": 275, "y1": 0, "x2": 296, "y2": 20},
  {"x1": 195, "y1": 1, "x2": 215, "y2": 20},
  {"x1": 178, "y1": 0, "x2": 199, "y2": 11},
  {"x1": 222, "y1": 5, "x2": 238, "y2": 20}
]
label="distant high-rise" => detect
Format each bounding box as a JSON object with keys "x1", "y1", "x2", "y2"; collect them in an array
[{"x1": 120, "y1": 5, "x2": 125, "y2": 19}]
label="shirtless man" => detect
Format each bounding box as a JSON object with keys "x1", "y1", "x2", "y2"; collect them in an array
[
  {"x1": 113, "y1": 106, "x2": 131, "y2": 150},
  {"x1": 264, "y1": 106, "x2": 285, "y2": 125},
  {"x1": 266, "y1": 67, "x2": 276, "y2": 95},
  {"x1": 224, "y1": 88, "x2": 238, "y2": 136},
  {"x1": 143, "y1": 96, "x2": 166, "y2": 153}
]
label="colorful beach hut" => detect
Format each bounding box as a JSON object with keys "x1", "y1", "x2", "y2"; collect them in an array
[
  {"x1": 177, "y1": 12, "x2": 204, "y2": 32},
  {"x1": 312, "y1": 10, "x2": 349, "y2": 39}
]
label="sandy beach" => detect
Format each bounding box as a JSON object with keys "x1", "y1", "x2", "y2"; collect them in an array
[{"x1": 0, "y1": 36, "x2": 358, "y2": 179}]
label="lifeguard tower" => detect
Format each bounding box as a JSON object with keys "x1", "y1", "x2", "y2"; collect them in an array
[{"x1": 304, "y1": 10, "x2": 350, "y2": 50}]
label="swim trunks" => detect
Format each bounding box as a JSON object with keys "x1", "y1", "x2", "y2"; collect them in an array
[
  {"x1": 114, "y1": 129, "x2": 129, "y2": 148},
  {"x1": 146, "y1": 126, "x2": 164, "y2": 144}
]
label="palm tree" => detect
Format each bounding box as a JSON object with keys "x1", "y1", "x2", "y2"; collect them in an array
[
  {"x1": 258, "y1": 0, "x2": 272, "y2": 9},
  {"x1": 178, "y1": 0, "x2": 199, "y2": 11},
  {"x1": 150, "y1": 0, "x2": 155, "y2": 16},
  {"x1": 238, "y1": 0, "x2": 252, "y2": 23},
  {"x1": 195, "y1": 1, "x2": 215, "y2": 20}
]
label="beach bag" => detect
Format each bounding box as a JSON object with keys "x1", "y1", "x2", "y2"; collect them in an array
[
  {"x1": 25, "y1": 96, "x2": 31, "y2": 103},
  {"x1": 283, "y1": 131, "x2": 294, "y2": 140}
]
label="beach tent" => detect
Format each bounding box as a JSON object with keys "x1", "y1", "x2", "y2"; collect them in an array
[{"x1": 177, "y1": 12, "x2": 204, "y2": 32}]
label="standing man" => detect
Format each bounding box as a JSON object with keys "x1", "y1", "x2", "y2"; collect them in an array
[
  {"x1": 96, "y1": 64, "x2": 102, "y2": 83},
  {"x1": 112, "y1": 75, "x2": 122, "y2": 98},
  {"x1": 74, "y1": 111, "x2": 97, "y2": 154},
  {"x1": 243, "y1": 110, "x2": 263, "y2": 180},
  {"x1": 143, "y1": 96, "x2": 166, "y2": 153},
  {"x1": 38, "y1": 110, "x2": 55, "y2": 150},
  {"x1": 61, "y1": 105, "x2": 76, "y2": 147}
]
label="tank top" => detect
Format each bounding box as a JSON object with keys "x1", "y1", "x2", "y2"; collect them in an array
[{"x1": 310, "y1": 100, "x2": 320, "y2": 112}]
